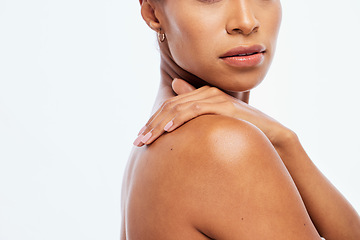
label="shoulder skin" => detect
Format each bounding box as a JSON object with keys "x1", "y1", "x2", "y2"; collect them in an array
[{"x1": 127, "y1": 115, "x2": 322, "y2": 240}]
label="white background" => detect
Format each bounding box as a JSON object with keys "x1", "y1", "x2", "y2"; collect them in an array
[{"x1": 0, "y1": 0, "x2": 359, "y2": 239}]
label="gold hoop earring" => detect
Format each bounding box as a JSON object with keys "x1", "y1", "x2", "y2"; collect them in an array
[{"x1": 158, "y1": 31, "x2": 166, "y2": 42}]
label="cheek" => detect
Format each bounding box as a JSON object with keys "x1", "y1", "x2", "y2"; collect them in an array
[
  {"x1": 263, "y1": 5, "x2": 282, "y2": 45},
  {"x1": 165, "y1": 10, "x2": 222, "y2": 72}
]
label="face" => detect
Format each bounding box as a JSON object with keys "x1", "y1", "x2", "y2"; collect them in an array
[{"x1": 153, "y1": 0, "x2": 282, "y2": 92}]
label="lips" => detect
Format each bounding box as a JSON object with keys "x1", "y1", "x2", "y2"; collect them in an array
[
  {"x1": 220, "y1": 45, "x2": 266, "y2": 58},
  {"x1": 220, "y1": 45, "x2": 266, "y2": 68}
]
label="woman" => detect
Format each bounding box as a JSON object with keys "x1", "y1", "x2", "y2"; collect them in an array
[{"x1": 121, "y1": 0, "x2": 360, "y2": 239}]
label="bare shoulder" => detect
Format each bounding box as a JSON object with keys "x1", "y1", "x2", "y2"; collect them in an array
[
  {"x1": 148, "y1": 114, "x2": 281, "y2": 196},
  {"x1": 139, "y1": 114, "x2": 276, "y2": 189},
  {"x1": 153, "y1": 114, "x2": 271, "y2": 151},
  {"x1": 150, "y1": 114, "x2": 275, "y2": 167},
  {"x1": 125, "y1": 115, "x2": 320, "y2": 239},
  {"x1": 139, "y1": 114, "x2": 321, "y2": 239}
]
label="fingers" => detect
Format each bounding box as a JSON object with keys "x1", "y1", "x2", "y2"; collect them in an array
[
  {"x1": 134, "y1": 97, "x2": 235, "y2": 147},
  {"x1": 139, "y1": 84, "x2": 211, "y2": 134},
  {"x1": 160, "y1": 101, "x2": 233, "y2": 133},
  {"x1": 134, "y1": 100, "x2": 229, "y2": 147},
  {"x1": 133, "y1": 80, "x2": 235, "y2": 147},
  {"x1": 133, "y1": 78, "x2": 280, "y2": 148},
  {"x1": 172, "y1": 78, "x2": 196, "y2": 95}
]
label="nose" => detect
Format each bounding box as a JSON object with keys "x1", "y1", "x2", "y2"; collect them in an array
[{"x1": 226, "y1": 0, "x2": 260, "y2": 36}]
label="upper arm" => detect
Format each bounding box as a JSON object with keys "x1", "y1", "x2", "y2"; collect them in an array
[{"x1": 158, "y1": 115, "x2": 322, "y2": 240}]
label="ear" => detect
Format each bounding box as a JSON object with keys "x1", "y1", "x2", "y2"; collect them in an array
[{"x1": 140, "y1": 0, "x2": 162, "y2": 32}]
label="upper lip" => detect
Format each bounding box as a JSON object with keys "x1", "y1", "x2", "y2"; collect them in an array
[{"x1": 220, "y1": 44, "x2": 266, "y2": 58}]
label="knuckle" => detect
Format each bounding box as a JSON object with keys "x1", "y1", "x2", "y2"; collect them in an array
[
  {"x1": 161, "y1": 100, "x2": 169, "y2": 108},
  {"x1": 163, "y1": 101, "x2": 174, "y2": 111},
  {"x1": 191, "y1": 102, "x2": 202, "y2": 112},
  {"x1": 173, "y1": 104, "x2": 182, "y2": 112},
  {"x1": 209, "y1": 87, "x2": 220, "y2": 95}
]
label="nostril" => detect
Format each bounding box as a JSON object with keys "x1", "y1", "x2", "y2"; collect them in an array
[
  {"x1": 231, "y1": 28, "x2": 243, "y2": 34},
  {"x1": 229, "y1": 26, "x2": 259, "y2": 35}
]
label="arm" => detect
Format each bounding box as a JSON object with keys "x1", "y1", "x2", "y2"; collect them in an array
[{"x1": 275, "y1": 132, "x2": 360, "y2": 240}]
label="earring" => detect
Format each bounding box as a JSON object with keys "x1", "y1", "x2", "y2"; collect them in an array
[{"x1": 157, "y1": 31, "x2": 166, "y2": 42}]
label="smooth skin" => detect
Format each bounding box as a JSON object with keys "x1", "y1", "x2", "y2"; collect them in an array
[{"x1": 122, "y1": 0, "x2": 360, "y2": 239}]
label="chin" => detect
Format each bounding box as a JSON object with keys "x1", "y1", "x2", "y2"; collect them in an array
[
  {"x1": 193, "y1": 63, "x2": 269, "y2": 92},
  {"x1": 224, "y1": 83, "x2": 261, "y2": 93},
  {"x1": 205, "y1": 73, "x2": 265, "y2": 93}
]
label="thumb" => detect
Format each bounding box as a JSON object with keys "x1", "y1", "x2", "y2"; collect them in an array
[{"x1": 172, "y1": 78, "x2": 196, "y2": 95}]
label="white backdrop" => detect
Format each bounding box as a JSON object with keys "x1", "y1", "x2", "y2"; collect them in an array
[{"x1": 0, "y1": 0, "x2": 359, "y2": 239}]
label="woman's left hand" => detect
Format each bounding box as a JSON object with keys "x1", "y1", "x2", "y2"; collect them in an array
[{"x1": 133, "y1": 78, "x2": 292, "y2": 148}]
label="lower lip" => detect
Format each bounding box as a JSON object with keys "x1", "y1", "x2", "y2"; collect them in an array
[{"x1": 220, "y1": 52, "x2": 265, "y2": 68}]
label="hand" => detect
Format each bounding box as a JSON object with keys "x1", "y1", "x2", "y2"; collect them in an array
[{"x1": 133, "y1": 78, "x2": 294, "y2": 148}]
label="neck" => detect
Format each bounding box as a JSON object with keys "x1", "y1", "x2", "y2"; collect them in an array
[{"x1": 152, "y1": 47, "x2": 250, "y2": 114}]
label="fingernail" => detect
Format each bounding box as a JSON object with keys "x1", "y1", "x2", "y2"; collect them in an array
[
  {"x1": 164, "y1": 121, "x2": 174, "y2": 132},
  {"x1": 137, "y1": 126, "x2": 147, "y2": 136},
  {"x1": 133, "y1": 134, "x2": 144, "y2": 146},
  {"x1": 141, "y1": 132, "x2": 152, "y2": 144}
]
